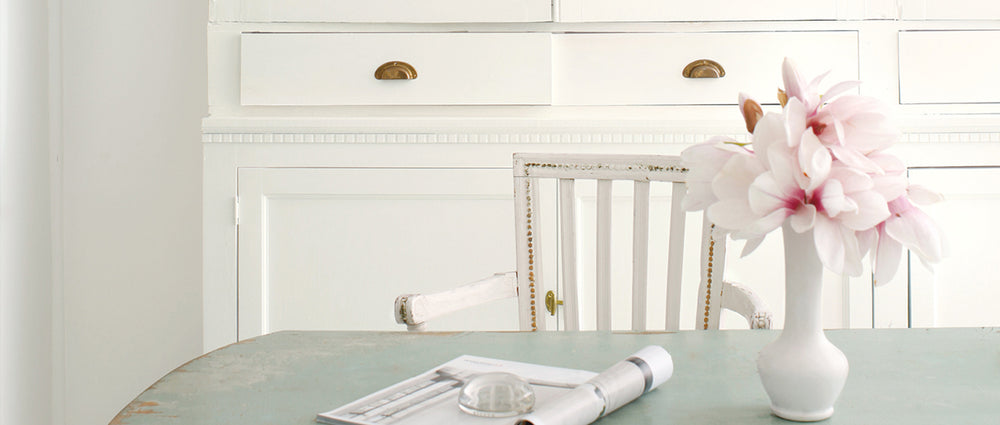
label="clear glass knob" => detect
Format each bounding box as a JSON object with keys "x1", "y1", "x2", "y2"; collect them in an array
[{"x1": 458, "y1": 372, "x2": 535, "y2": 417}]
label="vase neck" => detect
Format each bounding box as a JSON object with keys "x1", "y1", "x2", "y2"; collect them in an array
[{"x1": 781, "y1": 223, "x2": 825, "y2": 336}]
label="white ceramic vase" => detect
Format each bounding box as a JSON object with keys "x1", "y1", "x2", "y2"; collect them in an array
[{"x1": 757, "y1": 223, "x2": 849, "y2": 422}]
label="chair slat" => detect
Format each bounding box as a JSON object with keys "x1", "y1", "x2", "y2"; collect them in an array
[
  {"x1": 558, "y1": 178, "x2": 581, "y2": 331},
  {"x1": 665, "y1": 182, "x2": 686, "y2": 331},
  {"x1": 596, "y1": 179, "x2": 613, "y2": 331},
  {"x1": 514, "y1": 176, "x2": 544, "y2": 331},
  {"x1": 631, "y1": 180, "x2": 650, "y2": 331},
  {"x1": 697, "y1": 212, "x2": 727, "y2": 330}
]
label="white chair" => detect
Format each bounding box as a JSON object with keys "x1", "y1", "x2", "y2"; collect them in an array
[{"x1": 394, "y1": 153, "x2": 772, "y2": 331}]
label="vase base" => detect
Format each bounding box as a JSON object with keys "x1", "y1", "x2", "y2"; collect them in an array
[{"x1": 770, "y1": 405, "x2": 834, "y2": 422}]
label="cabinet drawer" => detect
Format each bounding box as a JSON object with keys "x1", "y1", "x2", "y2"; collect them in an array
[
  {"x1": 559, "y1": 0, "x2": 843, "y2": 22},
  {"x1": 899, "y1": 31, "x2": 1000, "y2": 104},
  {"x1": 899, "y1": 0, "x2": 1000, "y2": 20},
  {"x1": 215, "y1": 0, "x2": 551, "y2": 23},
  {"x1": 553, "y1": 32, "x2": 858, "y2": 106},
  {"x1": 241, "y1": 33, "x2": 551, "y2": 106}
]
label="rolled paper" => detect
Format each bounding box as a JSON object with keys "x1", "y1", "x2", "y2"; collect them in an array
[{"x1": 515, "y1": 345, "x2": 673, "y2": 425}]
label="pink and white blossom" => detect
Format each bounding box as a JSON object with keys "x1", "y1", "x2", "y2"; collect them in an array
[{"x1": 681, "y1": 58, "x2": 943, "y2": 279}]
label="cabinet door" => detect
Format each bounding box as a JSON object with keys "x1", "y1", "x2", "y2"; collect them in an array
[
  {"x1": 236, "y1": 167, "x2": 517, "y2": 339},
  {"x1": 906, "y1": 167, "x2": 1000, "y2": 327}
]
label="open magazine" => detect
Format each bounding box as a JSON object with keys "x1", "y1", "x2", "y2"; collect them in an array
[
  {"x1": 316, "y1": 355, "x2": 598, "y2": 425},
  {"x1": 317, "y1": 346, "x2": 672, "y2": 425}
]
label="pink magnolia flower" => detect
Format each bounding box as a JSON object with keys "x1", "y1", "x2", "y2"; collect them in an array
[
  {"x1": 781, "y1": 57, "x2": 859, "y2": 117},
  {"x1": 681, "y1": 58, "x2": 944, "y2": 279},
  {"x1": 809, "y1": 95, "x2": 901, "y2": 174},
  {"x1": 872, "y1": 188, "x2": 946, "y2": 285},
  {"x1": 680, "y1": 137, "x2": 752, "y2": 212}
]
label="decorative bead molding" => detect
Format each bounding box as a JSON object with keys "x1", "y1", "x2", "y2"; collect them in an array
[
  {"x1": 201, "y1": 132, "x2": 747, "y2": 144},
  {"x1": 203, "y1": 132, "x2": 1000, "y2": 144}
]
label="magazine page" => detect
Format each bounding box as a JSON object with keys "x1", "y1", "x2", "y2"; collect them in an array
[{"x1": 316, "y1": 355, "x2": 598, "y2": 425}]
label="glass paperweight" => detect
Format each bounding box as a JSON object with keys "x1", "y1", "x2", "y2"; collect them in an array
[{"x1": 458, "y1": 372, "x2": 536, "y2": 417}]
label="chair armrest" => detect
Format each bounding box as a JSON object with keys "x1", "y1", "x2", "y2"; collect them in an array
[
  {"x1": 721, "y1": 280, "x2": 773, "y2": 329},
  {"x1": 394, "y1": 272, "x2": 518, "y2": 331}
]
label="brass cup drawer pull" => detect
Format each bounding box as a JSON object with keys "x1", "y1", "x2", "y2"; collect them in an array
[
  {"x1": 374, "y1": 61, "x2": 418, "y2": 80},
  {"x1": 682, "y1": 59, "x2": 725, "y2": 78}
]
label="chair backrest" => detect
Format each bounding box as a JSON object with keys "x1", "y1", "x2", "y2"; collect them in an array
[
  {"x1": 513, "y1": 153, "x2": 718, "y2": 331},
  {"x1": 394, "y1": 153, "x2": 770, "y2": 332}
]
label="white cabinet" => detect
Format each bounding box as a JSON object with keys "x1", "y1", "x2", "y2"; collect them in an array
[
  {"x1": 236, "y1": 167, "x2": 519, "y2": 337},
  {"x1": 204, "y1": 0, "x2": 1000, "y2": 349}
]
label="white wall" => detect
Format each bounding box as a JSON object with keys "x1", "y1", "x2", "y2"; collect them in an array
[
  {"x1": 60, "y1": 1, "x2": 206, "y2": 424},
  {"x1": 0, "y1": 0, "x2": 54, "y2": 424}
]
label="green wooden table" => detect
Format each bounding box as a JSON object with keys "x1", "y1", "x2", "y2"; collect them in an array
[{"x1": 111, "y1": 329, "x2": 1000, "y2": 424}]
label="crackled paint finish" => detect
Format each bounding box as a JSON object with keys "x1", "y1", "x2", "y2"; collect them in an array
[{"x1": 111, "y1": 329, "x2": 1000, "y2": 424}]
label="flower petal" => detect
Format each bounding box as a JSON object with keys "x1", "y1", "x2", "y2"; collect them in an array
[
  {"x1": 740, "y1": 235, "x2": 767, "y2": 258},
  {"x1": 748, "y1": 172, "x2": 792, "y2": 215},
  {"x1": 884, "y1": 205, "x2": 945, "y2": 264},
  {"x1": 822, "y1": 80, "x2": 861, "y2": 101},
  {"x1": 813, "y1": 216, "x2": 864, "y2": 276},
  {"x1": 798, "y1": 131, "x2": 832, "y2": 191},
  {"x1": 814, "y1": 179, "x2": 856, "y2": 217},
  {"x1": 812, "y1": 216, "x2": 846, "y2": 274},
  {"x1": 838, "y1": 190, "x2": 891, "y2": 230},
  {"x1": 790, "y1": 203, "x2": 817, "y2": 233},
  {"x1": 907, "y1": 184, "x2": 945, "y2": 205},
  {"x1": 829, "y1": 145, "x2": 885, "y2": 174},
  {"x1": 873, "y1": 227, "x2": 903, "y2": 287},
  {"x1": 708, "y1": 200, "x2": 757, "y2": 231}
]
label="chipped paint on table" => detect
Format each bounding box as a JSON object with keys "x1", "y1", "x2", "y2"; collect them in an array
[{"x1": 110, "y1": 329, "x2": 1000, "y2": 424}]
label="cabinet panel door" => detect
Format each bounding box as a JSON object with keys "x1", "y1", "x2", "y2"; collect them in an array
[
  {"x1": 237, "y1": 168, "x2": 517, "y2": 339},
  {"x1": 907, "y1": 167, "x2": 1000, "y2": 327}
]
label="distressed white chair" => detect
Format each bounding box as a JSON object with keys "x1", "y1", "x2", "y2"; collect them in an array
[{"x1": 394, "y1": 153, "x2": 772, "y2": 331}]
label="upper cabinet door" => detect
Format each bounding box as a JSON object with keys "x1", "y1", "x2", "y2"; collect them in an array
[
  {"x1": 557, "y1": 0, "x2": 889, "y2": 22},
  {"x1": 212, "y1": 0, "x2": 552, "y2": 23}
]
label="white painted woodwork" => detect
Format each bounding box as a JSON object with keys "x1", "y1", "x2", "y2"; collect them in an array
[
  {"x1": 236, "y1": 167, "x2": 518, "y2": 338},
  {"x1": 899, "y1": 0, "x2": 1000, "y2": 20},
  {"x1": 394, "y1": 153, "x2": 773, "y2": 332},
  {"x1": 665, "y1": 183, "x2": 686, "y2": 331},
  {"x1": 212, "y1": 0, "x2": 552, "y2": 23},
  {"x1": 595, "y1": 179, "x2": 613, "y2": 330},
  {"x1": 241, "y1": 33, "x2": 551, "y2": 106},
  {"x1": 556, "y1": 0, "x2": 884, "y2": 22},
  {"x1": 631, "y1": 181, "x2": 651, "y2": 331},
  {"x1": 907, "y1": 167, "x2": 1000, "y2": 328},
  {"x1": 395, "y1": 272, "x2": 518, "y2": 330},
  {"x1": 558, "y1": 178, "x2": 582, "y2": 330},
  {"x1": 697, "y1": 218, "x2": 726, "y2": 330},
  {"x1": 899, "y1": 31, "x2": 1000, "y2": 104},
  {"x1": 205, "y1": 0, "x2": 1000, "y2": 350},
  {"x1": 553, "y1": 32, "x2": 858, "y2": 106}
]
